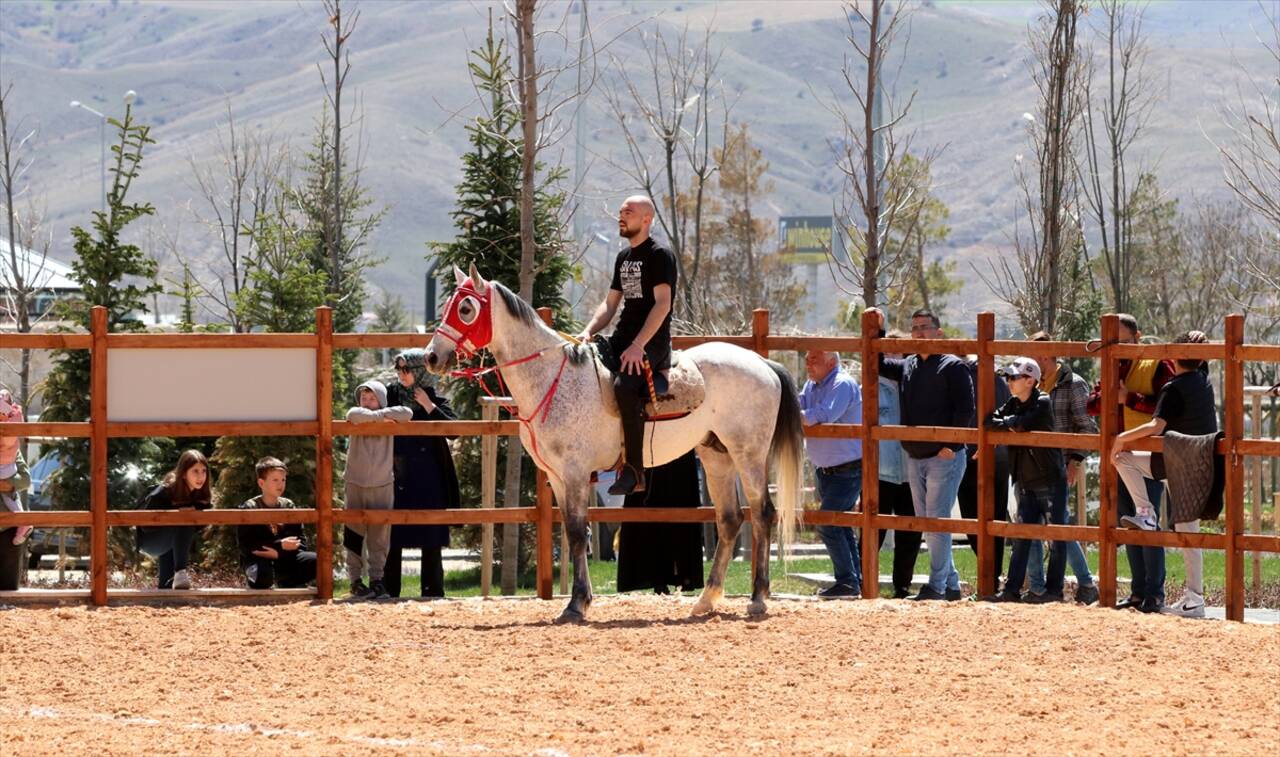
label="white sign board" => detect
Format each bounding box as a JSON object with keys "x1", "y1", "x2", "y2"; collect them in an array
[{"x1": 107, "y1": 349, "x2": 317, "y2": 422}]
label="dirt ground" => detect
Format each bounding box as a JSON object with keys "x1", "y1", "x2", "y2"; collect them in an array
[{"x1": 1, "y1": 596, "x2": 1277, "y2": 756}]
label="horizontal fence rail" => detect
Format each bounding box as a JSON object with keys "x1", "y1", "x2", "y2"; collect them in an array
[{"x1": 0, "y1": 306, "x2": 1276, "y2": 620}]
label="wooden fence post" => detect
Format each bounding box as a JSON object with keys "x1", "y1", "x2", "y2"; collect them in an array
[
  {"x1": 752, "y1": 309, "x2": 769, "y2": 579},
  {"x1": 314, "y1": 307, "x2": 334, "y2": 601},
  {"x1": 480, "y1": 400, "x2": 499, "y2": 597},
  {"x1": 90, "y1": 306, "x2": 108, "y2": 607},
  {"x1": 859, "y1": 310, "x2": 881, "y2": 599},
  {"x1": 1223, "y1": 314, "x2": 1245, "y2": 621},
  {"x1": 1097, "y1": 314, "x2": 1119, "y2": 608},
  {"x1": 975, "y1": 313, "x2": 996, "y2": 597},
  {"x1": 1250, "y1": 391, "x2": 1263, "y2": 591}
]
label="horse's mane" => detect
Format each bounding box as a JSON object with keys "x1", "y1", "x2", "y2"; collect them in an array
[{"x1": 492, "y1": 281, "x2": 594, "y2": 366}]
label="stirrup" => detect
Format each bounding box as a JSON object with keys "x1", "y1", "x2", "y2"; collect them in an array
[{"x1": 608, "y1": 464, "x2": 646, "y2": 496}]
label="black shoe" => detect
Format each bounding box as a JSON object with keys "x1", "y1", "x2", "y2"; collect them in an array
[
  {"x1": 909, "y1": 586, "x2": 946, "y2": 601},
  {"x1": 983, "y1": 589, "x2": 1022, "y2": 603},
  {"x1": 1075, "y1": 584, "x2": 1100, "y2": 605},
  {"x1": 1138, "y1": 597, "x2": 1162, "y2": 614},
  {"x1": 1115, "y1": 595, "x2": 1144, "y2": 610},
  {"x1": 607, "y1": 465, "x2": 646, "y2": 496},
  {"x1": 892, "y1": 587, "x2": 911, "y2": 599},
  {"x1": 1024, "y1": 591, "x2": 1063, "y2": 605},
  {"x1": 369, "y1": 580, "x2": 390, "y2": 600},
  {"x1": 350, "y1": 579, "x2": 373, "y2": 599},
  {"x1": 944, "y1": 588, "x2": 963, "y2": 601},
  {"x1": 817, "y1": 582, "x2": 861, "y2": 600}
]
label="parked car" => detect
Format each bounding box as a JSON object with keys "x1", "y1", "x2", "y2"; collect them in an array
[{"x1": 22, "y1": 451, "x2": 86, "y2": 570}]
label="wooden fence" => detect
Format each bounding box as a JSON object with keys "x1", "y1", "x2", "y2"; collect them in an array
[{"x1": 1, "y1": 306, "x2": 1277, "y2": 621}]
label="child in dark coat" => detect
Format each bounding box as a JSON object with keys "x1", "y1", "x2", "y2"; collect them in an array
[{"x1": 238, "y1": 457, "x2": 317, "y2": 589}]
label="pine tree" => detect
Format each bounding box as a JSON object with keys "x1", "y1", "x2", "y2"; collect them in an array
[
  {"x1": 428, "y1": 17, "x2": 575, "y2": 585},
  {"x1": 40, "y1": 105, "x2": 171, "y2": 567}
]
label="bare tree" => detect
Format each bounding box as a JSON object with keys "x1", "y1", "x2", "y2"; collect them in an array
[
  {"x1": 603, "y1": 22, "x2": 722, "y2": 319},
  {"x1": 0, "y1": 80, "x2": 51, "y2": 409},
  {"x1": 1080, "y1": 0, "x2": 1157, "y2": 314},
  {"x1": 983, "y1": 0, "x2": 1088, "y2": 333},
  {"x1": 1214, "y1": 2, "x2": 1279, "y2": 234},
  {"x1": 187, "y1": 101, "x2": 287, "y2": 331},
  {"x1": 823, "y1": 0, "x2": 937, "y2": 308},
  {"x1": 320, "y1": 0, "x2": 359, "y2": 302}
]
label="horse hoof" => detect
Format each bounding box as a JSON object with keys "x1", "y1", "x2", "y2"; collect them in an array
[
  {"x1": 691, "y1": 599, "x2": 715, "y2": 616},
  {"x1": 555, "y1": 608, "x2": 586, "y2": 625},
  {"x1": 747, "y1": 600, "x2": 767, "y2": 617}
]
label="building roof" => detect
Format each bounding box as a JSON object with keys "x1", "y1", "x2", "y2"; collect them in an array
[{"x1": 0, "y1": 238, "x2": 79, "y2": 291}]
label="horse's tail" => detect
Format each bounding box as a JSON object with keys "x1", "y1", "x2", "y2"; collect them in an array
[{"x1": 766, "y1": 359, "x2": 804, "y2": 565}]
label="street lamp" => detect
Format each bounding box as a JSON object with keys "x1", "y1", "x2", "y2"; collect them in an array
[
  {"x1": 70, "y1": 91, "x2": 138, "y2": 211},
  {"x1": 69, "y1": 100, "x2": 106, "y2": 211}
]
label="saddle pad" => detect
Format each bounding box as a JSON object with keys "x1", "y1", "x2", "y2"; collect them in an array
[{"x1": 643, "y1": 351, "x2": 705, "y2": 417}]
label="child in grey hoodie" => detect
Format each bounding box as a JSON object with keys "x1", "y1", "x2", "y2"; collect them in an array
[{"x1": 344, "y1": 380, "x2": 413, "y2": 598}]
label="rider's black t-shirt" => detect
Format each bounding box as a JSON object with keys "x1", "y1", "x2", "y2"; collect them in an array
[{"x1": 609, "y1": 238, "x2": 678, "y2": 370}]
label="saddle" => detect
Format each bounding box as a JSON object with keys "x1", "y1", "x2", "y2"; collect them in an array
[{"x1": 598, "y1": 349, "x2": 706, "y2": 421}]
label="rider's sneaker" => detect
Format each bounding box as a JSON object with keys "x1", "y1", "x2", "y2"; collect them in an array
[{"x1": 607, "y1": 465, "x2": 646, "y2": 496}]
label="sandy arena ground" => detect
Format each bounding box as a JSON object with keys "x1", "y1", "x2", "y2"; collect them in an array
[{"x1": 1, "y1": 595, "x2": 1277, "y2": 755}]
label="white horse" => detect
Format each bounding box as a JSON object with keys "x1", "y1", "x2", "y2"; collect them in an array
[{"x1": 426, "y1": 265, "x2": 803, "y2": 622}]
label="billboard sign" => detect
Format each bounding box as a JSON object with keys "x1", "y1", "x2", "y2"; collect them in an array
[{"x1": 778, "y1": 215, "x2": 838, "y2": 265}]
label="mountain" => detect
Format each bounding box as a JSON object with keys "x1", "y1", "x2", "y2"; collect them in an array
[{"x1": 1, "y1": 0, "x2": 1272, "y2": 329}]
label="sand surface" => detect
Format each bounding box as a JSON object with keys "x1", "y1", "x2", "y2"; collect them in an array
[{"x1": 2, "y1": 595, "x2": 1277, "y2": 755}]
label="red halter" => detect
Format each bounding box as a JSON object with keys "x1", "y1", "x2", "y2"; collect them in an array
[{"x1": 436, "y1": 279, "x2": 494, "y2": 360}]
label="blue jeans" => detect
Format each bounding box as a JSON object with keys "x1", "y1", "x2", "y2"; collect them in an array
[
  {"x1": 905, "y1": 452, "x2": 967, "y2": 593},
  {"x1": 137, "y1": 525, "x2": 198, "y2": 589},
  {"x1": 816, "y1": 465, "x2": 863, "y2": 588},
  {"x1": 1028, "y1": 480, "x2": 1094, "y2": 593},
  {"x1": 1119, "y1": 477, "x2": 1166, "y2": 603},
  {"x1": 1005, "y1": 485, "x2": 1067, "y2": 595}
]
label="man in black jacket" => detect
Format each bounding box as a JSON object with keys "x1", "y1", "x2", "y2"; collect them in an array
[
  {"x1": 984, "y1": 358, "x2": 1068, "y2": 602},
  {"x1": 867, "y1": 307, "x2": 974, "y2": 601}
]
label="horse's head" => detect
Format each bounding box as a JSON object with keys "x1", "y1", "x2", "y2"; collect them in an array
[{"x1": 426, "y1": 263, "x2": 494, "y2": 375}]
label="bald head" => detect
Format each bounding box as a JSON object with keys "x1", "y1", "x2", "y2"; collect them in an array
[{"x1": 618, "y1": 195, "x2": 655, "y2": 244}]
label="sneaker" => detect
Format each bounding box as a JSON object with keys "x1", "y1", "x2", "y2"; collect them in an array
[
  {"x1": 908, "y1": 586, "x2": 946, "y2": 601},
  {"x1": 892, "y1": 587, "x2": 911, "y2": 599},
  {"x1": 944, "y1": 588, "x2": 963, "y2": 601},
  {"x1": 12, "y1": 525, "x2": 32, "y2": 545},
  {"x1": 171, "y1": 570, "x2": 192, "y2": 590},
  {"x1": 983, "y1": 590, "x2": 1022, "y2": 603},
  {"x1": 817, "y1": 582, "x2": 861, "y2": 600},
  {"x1": 1161, "y1": 594, "x2": 1205, "y2": 619},
  {"x1": 1138, "y1": 596, "x2": 1162, "y2": 614},
  {"x1": 1024, "y1": 591, "x2": 1063, "y2": 605},
  {"x1": 1115, "y1": 595, "x2": 1143, "y2": 610},
  {"x1": 1075, "y1": 584, "x2": 1100, "y2": 605},
  {"x1": 369, "y1": 580, "x2": 391, "y2": 600},
  {"x1": 1120, "y1": 512, "x2": 1158, "y2": 531},
  {"x1": 350, "y1": 579, "x2": 373, "y2": 599}
]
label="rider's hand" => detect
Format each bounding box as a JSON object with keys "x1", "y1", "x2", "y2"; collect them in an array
[
  {"x1": 621, "y1": 342, "x2": 646, "y2": 375},
  {"x1": 575, "y1": 330, "x2": 592, "y2": 344}
]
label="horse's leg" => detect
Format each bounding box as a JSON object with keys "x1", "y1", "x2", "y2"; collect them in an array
[
  {"x1": 736, "y1": 455, "x2": 775, "y2": 617},
  {"x1": 691, "y1": 444, "x2": 743, "y2": 616},
  {"x1": 553, "y1": 474, "x2": 593, "y2": 624}
]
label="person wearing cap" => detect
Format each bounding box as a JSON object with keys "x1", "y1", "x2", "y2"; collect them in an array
[{"x1": 983, "y1": 357, "x2": 1068, "y2": 603}]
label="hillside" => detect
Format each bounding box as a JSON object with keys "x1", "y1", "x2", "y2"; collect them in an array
[{"x1": 0, "y1": 0, "x2": 1272, "y2": 330}]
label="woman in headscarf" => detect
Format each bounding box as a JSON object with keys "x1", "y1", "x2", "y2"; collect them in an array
[{"x1": 383, "y1": 349, "x2": 461, "y2": 598}]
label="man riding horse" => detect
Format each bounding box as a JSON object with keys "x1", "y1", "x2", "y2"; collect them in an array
[{"x1": 577, "y1": 195, "x2": 679, "y2": 496}]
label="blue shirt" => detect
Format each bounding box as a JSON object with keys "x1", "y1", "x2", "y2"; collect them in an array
[
  {"x1": 878, "y1": 376, "x2": 907, "y2": 485},
  {"x1": 800, "y1": 363, "x2": 862, "y2": 467}
]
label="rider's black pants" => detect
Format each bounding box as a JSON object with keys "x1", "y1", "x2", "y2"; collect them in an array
[{"x1": 614, "y1": 371, "x2": 647, "y2": 470}]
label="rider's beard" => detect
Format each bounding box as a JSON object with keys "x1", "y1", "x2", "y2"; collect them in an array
[{"x1": 618, "y1": 221, "x2": 639, "y2": 241}]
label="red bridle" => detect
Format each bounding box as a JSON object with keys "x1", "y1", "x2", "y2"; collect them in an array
[{"x1": 435, "y1": 279, "x2": 494, "y2": 360}]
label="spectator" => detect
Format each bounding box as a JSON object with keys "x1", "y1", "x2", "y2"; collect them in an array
[
  {"x1": 384, "y1": 349, "x2": 461, "y2": 599},
  {"x1": 238, "y1": 457, "x2": 317, "y2": 589},
  {"x1": 616, "y1": 450, "x2": 705, "y2": 594},
  {"x1": 1112, "y1": 331, "x2": 1216, "y2": 618},
  {"x1": 0, "y1": 447, "x2": 31, "y2": 590},
  {"x1": 1023, "y1": 332, "x2": 1099, "y2": 605},
  {"x1": 343, "y1": 380, "x2": 413, "y2": 600},
  {"x1": 871, "y1": 332, "x2": 922, "y2": 599},
  {"x1": 0, "y1": 389, "x2": 32, "y2": 545},
  {"x1": 1088, "y1": 314, "x2": 1171, "y2": 612},
  {"x1": 136, "y1": 449, "x2": 212, "y2": 590},
  {"x1": 868, "y1": 308, "x2": 974, "y2": 601},
  {"x1": 984, "y1": 358, "x2": 1067, "y2": 602},
  {"x1": 957, "y1": 356, "x2": 1011, "y2": 583},
  {"x1": 799, "y1": 349, "x2": 863, "y2": 598}
]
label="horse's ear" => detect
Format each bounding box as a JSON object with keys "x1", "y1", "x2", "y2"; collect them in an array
[
  {"x1": 453, "y1": 265, "x2": 468, "y2": 287},
  {"x1": 469, "y1": 262, "x2": 486, "y2": 289}
]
